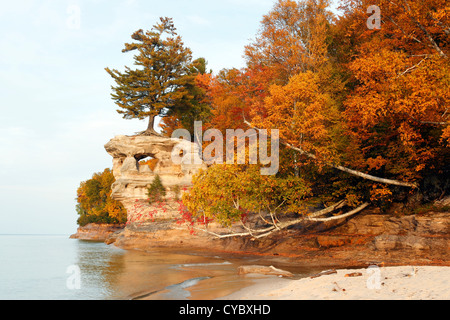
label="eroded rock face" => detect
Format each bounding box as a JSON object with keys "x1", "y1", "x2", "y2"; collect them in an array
[
  {"x1": 104, "y1": 135, "x2": 206, "y2": 222},
  {"x1": 70, "y1": 223, "x2": 125, "y2": 241}
]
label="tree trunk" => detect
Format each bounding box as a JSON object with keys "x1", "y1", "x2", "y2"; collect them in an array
[
  {"x1": 307, "y1": 202, "x2": 369, "y2": 222},
  {"x1": 243, "y1": 120, "x2": 418, "y2": 188},
  {"x1": 401, "y1": 0, "x2": 447, "y2": 58},
  {"x1": 143, "y1": 115, "x2": 160, "y2": 135}
]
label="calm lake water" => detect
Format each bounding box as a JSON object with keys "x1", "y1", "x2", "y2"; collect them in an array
[{"x1": 0, "y1": 234, "x2": 314, "y2": 300}]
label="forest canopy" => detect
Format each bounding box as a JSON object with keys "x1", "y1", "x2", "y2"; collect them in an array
[
  {"x1": 82, "y1": 0, "x2": 448, "y2": 230},
  {"x1": 165, "y1": 0, "x2": 449, "y2": 230}
]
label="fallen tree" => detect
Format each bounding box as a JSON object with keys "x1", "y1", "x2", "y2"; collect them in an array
[
  {"x1": 180, "y1": 200, "x2": 369, "y2": 240},
  {"x1": 243, "y1": 120, "x2": 418, "y2": 189},
  {"x1": 178, "y1": 115, "x2": 418, "y2": 239}
]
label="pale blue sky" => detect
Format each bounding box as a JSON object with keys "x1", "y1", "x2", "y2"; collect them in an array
[{"x1": 0, "y1": 0, "x2": 339, "y2": 234}]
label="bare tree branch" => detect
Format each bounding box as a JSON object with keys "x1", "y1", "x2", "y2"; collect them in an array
[
  {"x1": 406, "y1": 113, "x2": 449, "y2": 126},
  {"x1": 401, "y1": 0, "x2": 447, "y2": 58},
  {"x1": 386, "y1": 15, "x2": 422, "y2": 44},
  {"x1": 397, "y1": 56, "x2": 429, "y2": 78},
  {"x1": 254, "y1": 202, "x2": 369, "y2": 238},
  {"x1": 243, "y1": 120, "x2": 418, "y2": 188},
  {"x1": 179, "y1": 200, "x2": 357, "y2": 240},
  {"x1": 308, "y1": 202, "x2": 370, "y2": 222},
  {"x1": 427, "y1": 13, "x2": 450, "y2": 36}
]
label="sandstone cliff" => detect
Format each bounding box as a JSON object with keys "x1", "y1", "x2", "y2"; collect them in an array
[
  {"x1": 100, "y1": 134, "x2": 449, "y2": 268},
  {"x1": 108, "y1": 210, "x2": 449, "y2": 268},
  {"x1": 70, "y1": 223, "x2": 125, "y2": 241},
  {"x1": 104, "y1": 134, "x2": 206, "y2": 222}
]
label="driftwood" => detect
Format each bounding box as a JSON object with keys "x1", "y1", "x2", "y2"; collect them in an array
[
  {"x1": 310, "y1": 269, "x2": 337, "y2": 279},
  {"x1": 187, "y1": 201, "x2": 370, "y2": 240},
  {"x1": 345, "y1": 272, "x2": 363, "y2": 277},
  {"x1": 238, "y1": 265, "x2": 294, "y2": 278}
]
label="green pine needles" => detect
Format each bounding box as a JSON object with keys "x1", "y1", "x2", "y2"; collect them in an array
[
  {"x1": 105, "y1": 17, "x2": 196, "y2": 135},
  {"x1": 147, "y1": 174, "x2": 166, "y2": 204}
]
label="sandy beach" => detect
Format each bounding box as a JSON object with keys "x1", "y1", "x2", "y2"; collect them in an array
[{"x1": 221, "y1": 266, "x2": 450, "y2": 300}]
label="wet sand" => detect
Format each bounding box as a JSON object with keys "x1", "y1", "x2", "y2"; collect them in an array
[
  {"x1": 124, "y1": 248, "x2": 323, "y2": 300},
  {"x1": 112, "y1": 247, "x2": 450, "y2": 300}
]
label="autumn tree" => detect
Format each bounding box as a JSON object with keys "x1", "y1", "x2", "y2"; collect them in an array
[
  {"x1": 244, "y1": 0, "x2": 377, "y2": 188},
  {"x1": 337, "y1": 0, "x2": 449, "y2": 199},
  {"x1": 156, "y1": 0, "x2": 449, "y2": 239},
  {"x1": 245, "y1": 0, "x2": 335, "y2": 83},
  {"x1": 76, "y1": 169, "x2": 127, "y2": 226},
  {"x1": 182, "y1": 164, "x2": 311, "y2": 230},
  {"x1": 182, "y1": 164, "x2": 371, "y2": 239},
  {"x1": 160, "y1": 58, "x2": 212, "y2": 137},
  {"x1": 105, "y1": 17, "x2": 195, "y2": 135},
  {"x1": 180, "y1": 0, "x2": 438, "y2": 238},
  {"x1": 244, "y1": 0, "x2": 442, "y2": 191},
  {"x1": 194, "y1": 0, "x2": 338, "y2": 146},
  {"x1": 197, "y1": 68, "x2": 250, "y2": 134}
]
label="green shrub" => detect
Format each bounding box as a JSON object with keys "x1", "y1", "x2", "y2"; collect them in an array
[{"x1": 147, "y1": 174, "x2": 166, "y2": 204}]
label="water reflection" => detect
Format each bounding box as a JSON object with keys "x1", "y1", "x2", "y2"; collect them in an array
[
  {"x1": 2, "y1": 235, "x2": 319, "y2": 300},
  {"x1": 74, "y1": 240, "x2": 125, "y2": 299},
  {"x1": 73, "y1": 242, "x2": 250, "y2": 300},
  {"x1": 73, "y1": 241, "x2": 317, "y2": 300}
]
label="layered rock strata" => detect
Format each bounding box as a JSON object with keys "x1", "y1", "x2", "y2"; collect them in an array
[
  {"x1": 70, "y1": 223, "x2": 125, "y2": 241},
  {"x1": 101, "y1": 134, "x2": 449, "y2": 268},
  {"x1": 108, "y1": 210, "x2": 449, "y2": 268},
  {"x1": 104, "y1": 135, "x2": 206, "y2": 222}
]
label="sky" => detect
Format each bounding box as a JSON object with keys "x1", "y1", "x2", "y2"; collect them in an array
[{"x1": 0, "y1": 0, "x2": 340, "y2": 235}]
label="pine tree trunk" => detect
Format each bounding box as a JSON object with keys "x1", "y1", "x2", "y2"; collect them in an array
[{"x1": 144, "y1": 115, "x2": 158, "y2": 135}]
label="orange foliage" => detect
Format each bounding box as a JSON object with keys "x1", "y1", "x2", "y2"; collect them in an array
[
  {"x1": 170, "y1": 0, "x2": 449, "y2": 224},
  {"x1": 340, "y1": 0, "x2": 449, "y2": 182},
  {"x1": 139, "y1": 158, "x2": 159, "y2": 171},
  {"x1": 197, "y1": 70, "x2": 250, "y2": 133},
  {"x1": 254, "y1": 71, "x2": 340, "y2": 165}
]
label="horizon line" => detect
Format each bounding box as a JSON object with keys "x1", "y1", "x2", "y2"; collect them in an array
[{"x1": 0, "y1": 233, "x2": 70, "y2": 236}]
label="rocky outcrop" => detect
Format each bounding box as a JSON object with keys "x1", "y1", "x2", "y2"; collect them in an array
[
  {"x1": 70, "y1": 223, "x2": 125, "y2": 241},
  {"x1": 329, "y1": 211, "x2": 449, "y2": 256},
  {"x1": 237, "y1": 265, "x2": 294, "y2": 277},
  {"x1": 100, "y1": 134, "x2": 449, "y2": 268},
  {"x1": 109, "y1": 210, "x2": 450, "y2": 268},
  {"x1": 104, "y1": 135, "x2": 206, "y2": 222}
]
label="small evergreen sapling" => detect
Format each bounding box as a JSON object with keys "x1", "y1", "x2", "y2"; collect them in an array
[{"x1": 147, "y1": 174, "x2": 166, "y2": 204}]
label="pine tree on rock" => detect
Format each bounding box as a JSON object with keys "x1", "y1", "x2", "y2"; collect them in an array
[{"x1": 106, "y1": 17, "x2": 194, "y2": 135}]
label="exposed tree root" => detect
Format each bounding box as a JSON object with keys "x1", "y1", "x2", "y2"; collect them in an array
[{"x1": 183, "y1": 201, "x2": 369, "y2": 240}]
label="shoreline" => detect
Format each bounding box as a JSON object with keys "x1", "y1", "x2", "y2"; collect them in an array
[
  {"x1": 104, "y1": 210, "x2": 450, "y2": 269},
  {"x1": 70, "y1": 223, "x2": 124, "y2": 242},
  {"x1": 219, "y1": 266, "x2": 450, "y2": 300},
  {"x1": 69, "y1": 208, "x2": 450, "y2": 300},
  {"x1": 125, "y1": 248, "x2": 329, "y2": 300}
]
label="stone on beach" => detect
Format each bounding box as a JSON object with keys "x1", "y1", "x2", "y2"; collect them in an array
[{"x1": 237, "y1": 265, "x2": 294, "y2": 277}]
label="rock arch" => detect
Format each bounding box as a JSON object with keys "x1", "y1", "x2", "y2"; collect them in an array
[{"x1": 104, "y1": 135, "x2": 205, "y2": 222}]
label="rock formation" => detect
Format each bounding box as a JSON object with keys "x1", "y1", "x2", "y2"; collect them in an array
[
  {"x1": 104, "y1": 135, "x2": 206, "y2": 222},
  {"x1": 101, "y1": 135, "x2": 449, "y2": 268},
  {"x1": 237, "y1": 265, "x2": 294, "y2": 277},
  {"x1": 70, "y1": 223, "x2": 125, "y2": 242},
  {"x1": 109, "y1": 208, "x2": 450, "y2": 268}
]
